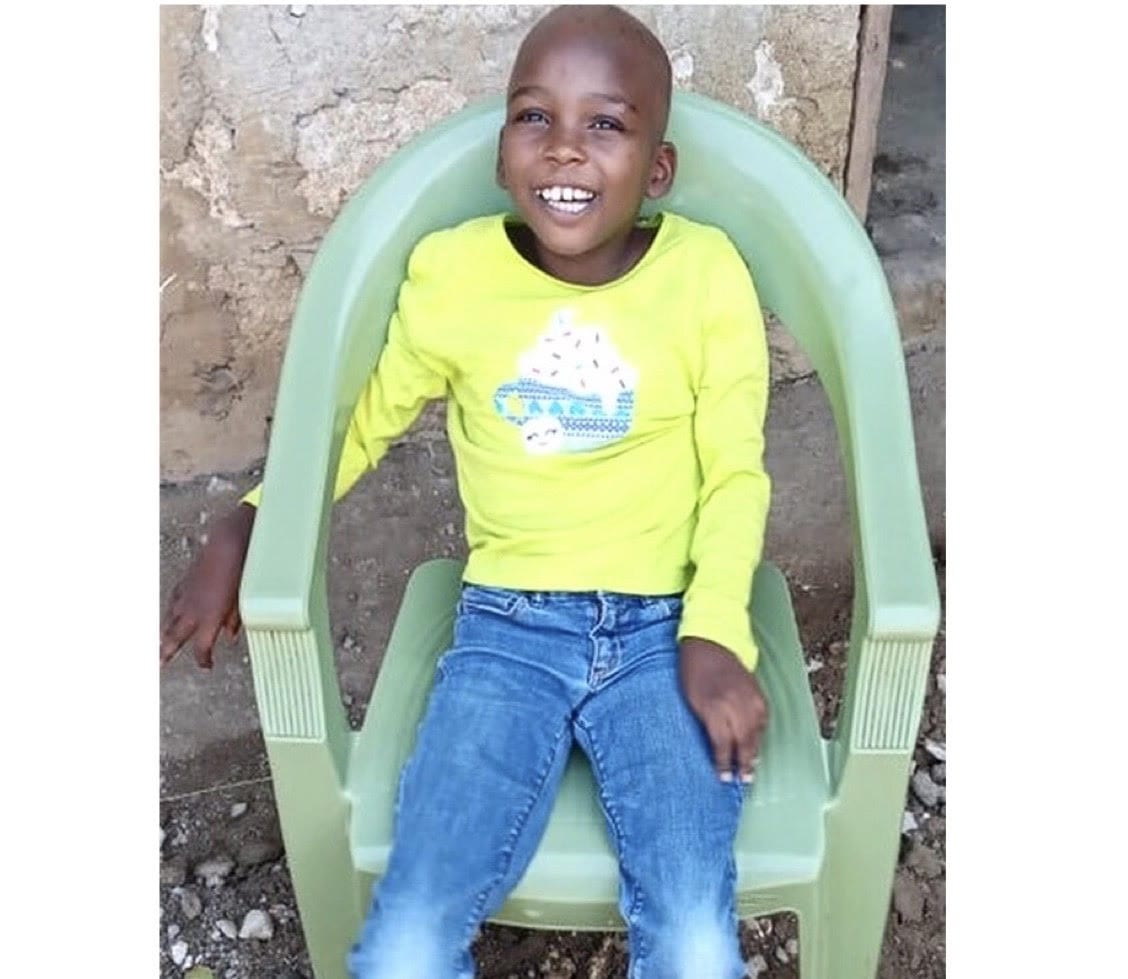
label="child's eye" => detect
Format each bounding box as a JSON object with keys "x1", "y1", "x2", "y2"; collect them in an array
[
  {"x1": 591, "y1": 117, "x2": 624, "y2": 131},
  {"x1": 515, "y1": 108, "x2": 548, "y2": 125}
]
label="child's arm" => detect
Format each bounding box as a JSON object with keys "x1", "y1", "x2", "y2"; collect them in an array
[
  {"x1": 161, "y1": 245, "x2": 451, "y2": 669},
  {"x1": 677, "y1": 236, "x2": 772, "y2": 782}
]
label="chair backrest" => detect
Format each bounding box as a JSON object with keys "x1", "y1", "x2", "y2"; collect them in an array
[{"x1": 292, "y1": 91, "x2": 897, "y2": 444}]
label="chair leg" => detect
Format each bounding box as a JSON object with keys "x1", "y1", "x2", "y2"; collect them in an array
[
  {"x1": 267, "y1": 740, "x2": 362, "y2": 979},
  {"x1": 801, "y1": 754, "x2": 911, "y2": 979},
  {"x1": 788, "y1": 892, "x2": 820, "y2": 979}
]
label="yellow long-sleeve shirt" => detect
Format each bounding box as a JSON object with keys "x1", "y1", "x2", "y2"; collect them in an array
[{"x1": 245, "y1": 212, "x2": 771, "y2": 668}]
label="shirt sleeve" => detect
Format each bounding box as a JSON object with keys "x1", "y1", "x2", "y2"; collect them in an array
[
  {"x1": 241, "y1": 239, "x2": 451, "y2": 508},
  {"x1": 676, "y1": 237, "x2": 772, "y2": 671}
]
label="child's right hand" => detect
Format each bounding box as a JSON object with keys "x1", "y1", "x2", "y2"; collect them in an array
[{"x1": 160, "y1": 503, "x2": 256, "y2": 670}]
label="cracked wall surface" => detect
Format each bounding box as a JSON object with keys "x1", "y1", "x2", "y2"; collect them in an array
[{"x1": 160, "y1": 4, "x2": 861, "y2": 479}]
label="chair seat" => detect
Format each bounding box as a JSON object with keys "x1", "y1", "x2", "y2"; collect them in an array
[{"x1": 348, "y1": 558, "x2": 828, "y2": 929}]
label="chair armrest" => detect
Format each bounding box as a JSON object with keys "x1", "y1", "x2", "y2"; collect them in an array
[{"x1": 830, "y1": 287, "x2": 941, "y2": 757}]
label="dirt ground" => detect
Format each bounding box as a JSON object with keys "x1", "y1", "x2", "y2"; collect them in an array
[{"x1": 159, "y1": 542, "x2": 945, "y2": 979}]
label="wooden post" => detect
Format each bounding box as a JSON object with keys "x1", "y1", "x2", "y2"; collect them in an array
[{"x1": 845, "y1": 6, "x2": 893, "y2": 222}]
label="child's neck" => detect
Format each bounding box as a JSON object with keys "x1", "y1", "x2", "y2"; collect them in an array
[{"x1": 509, "y1": 222, "x2": 658, "y2": 287}]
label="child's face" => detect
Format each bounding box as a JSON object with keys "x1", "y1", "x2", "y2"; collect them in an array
[{"x1": 497, "y1": 31, "x2": 675, "y2": 272}]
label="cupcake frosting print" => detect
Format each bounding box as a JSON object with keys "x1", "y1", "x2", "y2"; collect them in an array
[{"x1": 494, "y1": 309, "x2": 639, "y2": 455}]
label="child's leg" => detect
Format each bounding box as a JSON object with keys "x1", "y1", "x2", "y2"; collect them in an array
[
  {"x1": 348, "y1": 588, "x2": 577, "y2": 979},
  {"x1": 573, "y1": 596, "x2": 746, "y2": 979}
]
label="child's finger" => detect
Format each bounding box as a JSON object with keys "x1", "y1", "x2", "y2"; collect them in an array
[
  {"x1": 736, "y1": 722, "x2": 761, "y2": 784},
  {"x1": 160, "y1": 585, "x2": 183, "y2": 639},
  {"x1": 160, "y1": 611, "x2": 195, "y2": 665},
  {"x1": 193, "y1": 616, "x2": 225, "y2": 670},
  {"x1": 223, "y1": 606, "x2": 242, "y2": 640},
  {"x1": 706, "y1": 716, "x2": 737, "y2": 782}
]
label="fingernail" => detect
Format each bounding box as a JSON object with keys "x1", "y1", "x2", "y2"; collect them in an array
[
  {"x1": 719, "y1": 771, "x2": 733, "y2": 783},
  {"x1": 741, "y1": 773, "x2": 755, "y2": 784}
]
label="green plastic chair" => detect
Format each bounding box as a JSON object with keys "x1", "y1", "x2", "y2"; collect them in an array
[{"x1": 239, "y1": 91, "x2": 941, "y2": 979}]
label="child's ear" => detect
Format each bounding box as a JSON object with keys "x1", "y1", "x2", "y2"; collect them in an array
[
  {"x1": 645, "y1": 141, "x2": 678, "y2": 200},
  {"x1": 495, "y1": 129, "x2": 508, "y2": 190}
]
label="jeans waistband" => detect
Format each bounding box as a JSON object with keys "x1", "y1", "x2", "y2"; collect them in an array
[{"x1": 460, "y1": 583, "x2": 683, "y2": 610}]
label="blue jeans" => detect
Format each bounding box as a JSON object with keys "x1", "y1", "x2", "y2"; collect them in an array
[{"x1": 348, "y1": 585, "x2": 747, "y2": 979}]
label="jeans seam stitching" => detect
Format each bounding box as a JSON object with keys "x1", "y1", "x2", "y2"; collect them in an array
[
  {"x1": 575, "y1": 715, "x2": 647, "y2": 961},
  {"x1": 460, "y1": 718, "x2": 569, "y2": 943}
]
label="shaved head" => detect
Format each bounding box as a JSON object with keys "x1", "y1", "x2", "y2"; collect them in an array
[{"x1": 510, "y1": 5, "x2": 673, "y2": 140}]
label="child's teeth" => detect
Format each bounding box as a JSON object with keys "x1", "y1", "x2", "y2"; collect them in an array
[{"x1": 538, "y1": 186, "x2": 595, "y2": 202}]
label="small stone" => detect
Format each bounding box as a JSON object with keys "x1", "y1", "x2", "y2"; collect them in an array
[
  {"x1": 775, "y1": 945, "x2": 789, "y2": 964},
  {"x1": 901, "y1": 810, "x2": 918, "y2": 835},
  {"x1": 217, "y1": 919, "x2": 239, "y2": 940},
  {"x1": 194, "y1": 855, "x2": 235, "y2": 886},
  {"x1": 744, "y1": 953, "x2": 769, "y2": 978},
  {"x1": 289, "y1": 4, "x2": 307, "y2": 15},
  {"x1": 229, "y1": 802, "x2": 248, "y2": 820},
  {"x1": 171, "y1": 828, "x2": 188, "y2": 847},
  {"x1": 239, "y1": 909, "x2": 275, "y2": 940},
  {"x1": 198, "y1": 510, "x2": 208, "y2": 525},
  {"x1": 906, "y1": 842, "x2": 944, "y2": 879},
  {"x1": 237, "y1": 838, "x2": 284, "y2": 867},
  {"x1": 829, "y1": 640, "x2": 848, "y2": 657},
  {"x1": 923, "y1": 738, "x2": 946, "y2": 761},
  {"x1": 160, "y1": 827, "x2": 167, "y2": 849},
  {"x1": 206, "y1": 475, "x2": 237, "y2": 496},
  {"x1": 911, "y1": 770, "x2": 942, "y2": 808},
  {"x1": 270, "y1": 903, "x2": 295, "y2": 921},
  {"x1": 443, "y1": 522, "x2": 456, "y2": 536},
  {"x1": 805, "y1": 658, "x2": 824, "y2": 674},
  {"x1": 786, "y1": 938, "x2": 799, "y2": 957},
  {"x1": 343, "y1": 693, "x2": 354, "y2": 708},
  {"x1": 170, "y1": 940, "x2": 189, "y2": 966},
  {"x1": 931, "y1": 762, "x2": 946, "y2": 784},
  {"x1": 167, "y1": 924, "x2": 181, "y2": 941},
  {"x1": 347, "y1": 591, "x2": 358, "y2": 602},
  {"x1": 937, "y1": 672, "x2": 945, "y2": 694},
  {"x1": 892, "y1": 871, "x2": 926, "y2": 922},
  {"x1": 179, "y1": 888, "x2": 203, "y2": 920},
  {"x1": 161, "y1": 857, "x2": 188, "y2": 887}
]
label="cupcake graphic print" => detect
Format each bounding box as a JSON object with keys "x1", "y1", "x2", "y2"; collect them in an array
[{"x1": 493, "y1": 309, "x2": 639, "y2": 455}]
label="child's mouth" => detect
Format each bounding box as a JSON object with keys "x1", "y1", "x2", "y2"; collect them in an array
[{"x1": 534, "y1": 185, "x2": 598, "y2": 216}]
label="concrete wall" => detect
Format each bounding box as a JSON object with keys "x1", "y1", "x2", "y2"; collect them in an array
[{"x1": 160, "y1": 4, "x2": 862, "y2": 479}]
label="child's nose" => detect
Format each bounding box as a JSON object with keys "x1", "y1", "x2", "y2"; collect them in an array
[{"x1": 543, "y1": 123, "x2": 586, "y2": 165}]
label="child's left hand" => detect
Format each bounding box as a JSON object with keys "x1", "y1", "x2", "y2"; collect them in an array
[{"x1": 678, "y1": 637, "x2": 769, "y2": 783}]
